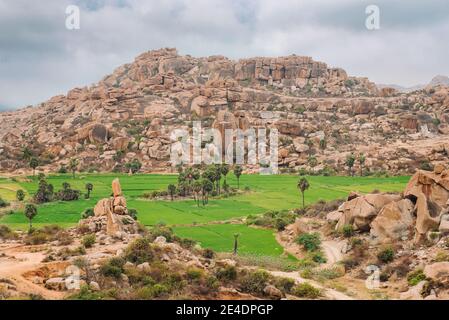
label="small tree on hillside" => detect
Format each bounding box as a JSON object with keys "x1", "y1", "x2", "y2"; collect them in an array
[
  {"x1": 167, "y1": 184, "x2": 176, "y2": 201},
  {"x1": 233, "y1": 165, "x2": 243, "y2": 189},
  {"x1": 24, "y1": 204, "x2": 37, "y2": 232},
  {"x1": 69, "y1": 158, "x2": 79, "y2": 179},
  {"x1": 358, "y1": 153, "x2": 366, "y2": 176},
  {"x1": 16, "y1": 189, "x2": 25, "y2": 202},
  {"x1": 85, "y1": 183, "x2": 93, "y2": 199},
  {"x1": 29, "y1": 157, "x2": 39, "y2": 177},
  {"x1": 297, "y1": 177, "x2": 310, "y2": 209},
  {"x1": 345, "y1": 153, "x2": 356, "y2": 177}
]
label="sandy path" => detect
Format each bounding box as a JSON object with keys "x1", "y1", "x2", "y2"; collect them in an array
[
  {"x1": 321, "y1": 239, "x2": 345, "y2": 267},
  {"x1": 266, "y1": 270, "x2": 353, "y2": 300},
  {"x1": 0, "y1": 244, "x2": 66, "y2": 300}
]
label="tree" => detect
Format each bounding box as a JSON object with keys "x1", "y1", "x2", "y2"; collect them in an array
[
  {"x1": 29, "y1": 157, "x2": 39, "y2": 177},
  {"x1": 167, "y1": 184, "x2": 176, "y2": 201},
  {"x1": 345, "y1": 153, "x2": 356, "y2": 176},
  {"x1": 16, "y1": 189, "x2": 25, "y2": 202},
  {"x1": 233, "y1": 165, "x2": 243, "y2": 189},
  {"x1": 24, "y1": 204, "x2": 37, "y2": 232},
  {"x1": 358, "y1": 153, "x2": 366, "y2": 176},
  {"x1": 22, "y1": 146, "x2": 33, "y2": 161},
  {"x1": 192, "y1": 180, "x2": 202, "y2": 207},
  {"x1": 233, "y1": 233, "x2": 240, "y2": 255},
  {"x1": 85, "y1": 183, "x2": 93, "y2": 199},
  {"x1": 201, "y1": 179, "x2": 214, "y2": 206},
  {"x1": 69, "y1": 158, "x2": 79, "y2": 179},
  {"x1": 297, "y1": 177, "x2": 310, "y2": 209},
  {"x1": 319, "y1": 138, "x2": 327, "y2": 151}
]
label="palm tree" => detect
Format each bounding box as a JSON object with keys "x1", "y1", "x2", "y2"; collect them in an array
[
  {"x1": 192, "y1": 180, "x2": 202, "y2": 207},
  {"x1": 16, "y1": 189, "x2": 25, "y2": 201},
  {"x1": 345, "y1": 153, "x2": 356, "y2": 177},
  {"x1": 29, "y1": 157, "x2": 39, "y2": 177},
  {"x1": 167, "y1": 184, "x2": 176, "y2": 201},
  {"x1": 24, "y1": 204, "x2": 37, "y2": 232},
  {"x1": 358, "y1": 153, "x2": 366, "y2": 176},
  {"x1": 297, "y1": 177, "x2": 310, "y2": 209},
  {"x1": 69, "y1": 158, "x2": 79, "y2": 179},
  {"x1": 233, "y1": 165, "x2": 243, "y2": 189},
  {"x1": 85, "y1": 183, "x2": 93, "y2": 199},
  {"x1": 201, "y1": 179, "x2": 214, "y2": 206}
]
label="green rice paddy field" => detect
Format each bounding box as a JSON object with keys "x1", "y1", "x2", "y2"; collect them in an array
[{"x1": 0, "y1": 174, "x2": 408, "y2": 257}]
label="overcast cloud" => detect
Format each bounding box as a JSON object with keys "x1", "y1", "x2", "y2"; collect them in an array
[{"x1": 0, "y1": 0, "x2": 448, "y2": 110}]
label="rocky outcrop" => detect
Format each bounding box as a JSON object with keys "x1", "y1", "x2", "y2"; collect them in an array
[{"x1": 81, "y1": 178, "x2": 138, "y2": 236}]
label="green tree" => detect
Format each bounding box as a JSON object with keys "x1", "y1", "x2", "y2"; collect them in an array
[
  {"x1": 319, "y1": 138, "x2": 327, "y2": 151},
  {"x1": 24, "y1": 204, "x2": 38, "y2": 232},
  {"x1": 345, "y1": 153, "x2": 356, "y2": 177},
  {"x1": 201, "y1": 179, "x2": 214, "y2": 206},
  {"x1": 358, "y1": 153, "x2": 366, "y2": 176},
  {"x1": 69, "y1": 158, "x2": 79, "y2": 179},
  {"x1": 233, "y1": 165, "x2": 243, "y2": 189},
  {"x1": 85, "y1": 183, "x2": 93, "y2": 199},
  {"x1": 297, "y1": 177, "x2": 310, "y2": 209},
  {"x1": 167, "y1": 184, "x2": 176, "y2": 201},
  {"x1": 22, "y1": 146, "x2": 33, "y2": 161},
  {"x1": 29, "y1": 157, "x2": 39, "y2": 177},
  {"x1": 192, "y1": 180, "x2": 202, "y2": 207},
  {"x1": 16, "y1": 189, "x2": 25, "y2": 202}
]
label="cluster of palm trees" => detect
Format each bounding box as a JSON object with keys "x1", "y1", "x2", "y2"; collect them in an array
[
  {"x1": 345, "y1": 152, "x2": 366, "y2": 177},
  {"x1": 167, "y1": 164, "x2": 243, "y2": 207}
]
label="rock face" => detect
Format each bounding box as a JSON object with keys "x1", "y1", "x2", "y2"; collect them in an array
[
  {"x1": 82, "y1": 178, "x2": 138, "y2": 236},
  {"x1": 1, "y1": 48, "x2": 449, "y2": 175},
  {"x1": 404, "y1": 168, "x2": 449, "y2": 242}
]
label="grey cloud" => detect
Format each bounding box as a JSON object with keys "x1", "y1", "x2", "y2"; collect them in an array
[{"x1": 0, "y1": 0, "x2": 448, "y2": 109}]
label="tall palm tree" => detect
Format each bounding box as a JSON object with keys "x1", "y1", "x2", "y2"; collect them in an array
[
  {"x1": 29, "y1": 157, "x2": 39, "y2": 177},
  {"x1": 24, "y1": 204, "x2": 38, "y2": 232},
  {"x1": 297, "y1": 177, "x2": 310, "y2": 209},
  {"x1": 69, "y1": 158, "x2": 79, "y2": 179},
  {"x1": 345, "y1": 153, "x2": 356, "y2": 177},
  {"x1": 233, "y1": 165, "x2": 243, "y2": 189},
  {"x1": 167, "y1": 184, "x2": 176, "y2": 201}
]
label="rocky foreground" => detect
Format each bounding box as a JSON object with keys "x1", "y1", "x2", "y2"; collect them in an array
[{"x1": 0, "y1": 48, "x2": 449, "y2": 175}]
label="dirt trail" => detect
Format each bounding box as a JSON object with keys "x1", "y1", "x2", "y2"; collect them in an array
[
  {"x1": 267, "y1": 270, "x2": 353, "y2": 300},
  {"x1": 0, "y1": 244, "x2": 66, "y2": 300},
  {"x1": 321, "y1": 239, "x2": 345, "y2": 266}
]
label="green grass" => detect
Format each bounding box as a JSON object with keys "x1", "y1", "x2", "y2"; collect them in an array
[
  {"x1": 0, "y1": 173, "x2": 409, "y2": 256},
  {"x1": 174, "y1": 224, "x2": 284, "y2": 256}
]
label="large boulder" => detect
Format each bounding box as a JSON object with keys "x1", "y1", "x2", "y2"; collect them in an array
[
  {"x1": 336, "y1": 193, "x2": 401, "y2": 231},
  {"x1": 370, "y1": 199, "x2": 415, "y2": 242},
  {"x1": 424, "y1": 262, "x2": 449, "y2": 286},
  {"x1": 404, "y1": 169, "x2": 449, "y2": 242}
]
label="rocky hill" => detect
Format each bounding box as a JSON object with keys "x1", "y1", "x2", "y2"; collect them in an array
[{"x1": 1, "y1": 48, "x2": 449, "y2": 175}]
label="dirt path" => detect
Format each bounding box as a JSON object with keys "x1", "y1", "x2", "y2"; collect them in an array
[
  {"x1": 266, "y1": 270, "x2": 353, "y2": 300},
  {"x1": 321, "y1": 239, "x2": 345, "y2": 267},
  {"x1": 0, "y1": 244, "x2": 66, "y2": 300}
]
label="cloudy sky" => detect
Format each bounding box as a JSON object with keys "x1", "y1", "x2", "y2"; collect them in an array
[{"x1": 0, "y1": 0, "x2": 448, "y2": 110}]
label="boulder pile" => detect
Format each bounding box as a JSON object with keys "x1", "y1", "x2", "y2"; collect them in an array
[
  {"x1": 79, "y1": 178, "x2": 138, "y2": 237},
  {"x1": 328, "y1": 165, "x2": 449, "y2": 243}
]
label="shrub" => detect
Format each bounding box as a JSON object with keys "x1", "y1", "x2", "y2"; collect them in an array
[
  {"x1": 135, "y1": 284, "x2": 169, "y2": 299},
  {"x1": 215, "y1": 266, "x2": 237, "y2": 281},
  {"x1": 0, "y1": 225, "x2": 18, "y2": 240},
  {"x1": 377, "y1": 247, "x2": 395, "y2": 263},
  {"x1": 292, "y1": 283, "x2": 321, "y2": 299},
  {"x1": 274, "y1": 277, "x2": 295, "y2": 294},
  {"x1": 342, "y1": 224, "x2": 354, "y2": 238},
  {"x1": 124, "y1": 237, "x2": 154, "y2": 264},
  {"x1": 310, "y1": 251, "x2": 327, "y2": 264},
  {"x1": 100, "y1": 258, "x2": 125, "y2": 279},
  {"x1": 128, "y1": 208, "x2": 138, "y2": 220},
  {"x1": 55, "y1": 183, "x2": 80, "y2": 201},
  {"x1": 0, "y1": 197, "x2": 9, "y2": 208},
  {"x1": 82, "y1": 234, "x2": 96, "y2": 248},
  {"x1": 186, "y1": 268, "x2": 203, "y2": 281},
  {"x1": 202, "y1": 248, "x2": 215, "y2": 259},
  {"x1": 239, "y1": 270, "x2": 270, "y2": 295},
  {"x1": 81, "y1": 208, "x2": 94, "y2": 219},
  {"x1": 296, "y1": 233, "x2": 321, "y2": 251},
  {"x1": 407, "y1": 269, "x2": 426, "y2": 286}
]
